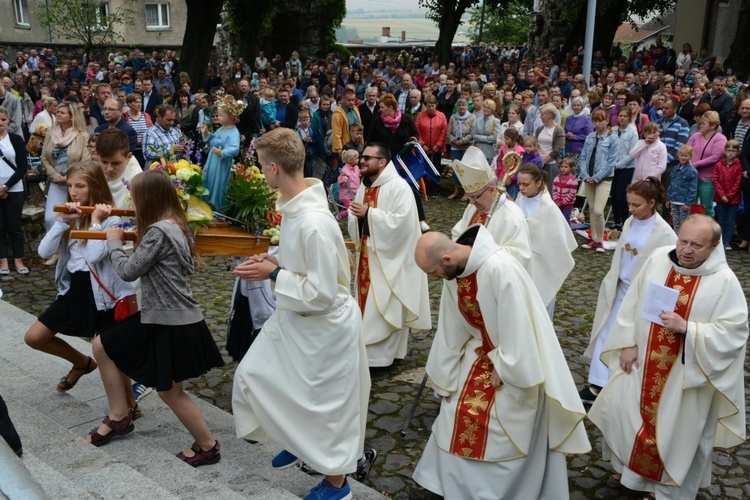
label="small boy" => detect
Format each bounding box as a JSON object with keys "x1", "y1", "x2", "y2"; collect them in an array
[
  {"x1": 553, "y1": 157, "x2": 579, "y2": 224},
  {"x1": 666, "y1": 144, "x2": 698, "y2": 232},
  {"x1": 343, "y1": 122, "x2": 365, "y2": 155},
  {"x1": 259, "y1": 87, "x2": 278, "y2": 132},
  {"x1": 296, "y1": 110, "x2": 316, "y2": 178},
  {"x1": 712, "y1": 140, "x2": 743, "y2": 248}
]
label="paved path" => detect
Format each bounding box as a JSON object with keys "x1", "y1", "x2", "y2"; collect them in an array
[{"x1": 2, "y1": 197, "x2": 748, "y2": 499}]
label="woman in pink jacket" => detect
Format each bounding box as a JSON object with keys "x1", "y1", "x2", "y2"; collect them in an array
[{"x1": 686, "y1": 110, "x2": 727, "y2": 217}]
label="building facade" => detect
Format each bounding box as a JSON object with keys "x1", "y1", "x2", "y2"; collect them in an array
[{"x1": 1, "y1": 0, "x2": 187, "y2": 51}]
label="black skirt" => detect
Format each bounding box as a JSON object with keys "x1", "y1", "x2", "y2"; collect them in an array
[
  {"x1": 99, "y1": 313, "x2": 225, "y2": 392},
  {"x1": 225, "y1": 288, "x2": 261, "y2": 363},
  {"x1": 38, "y1": 271, "x2": 116, "y2": 337}
]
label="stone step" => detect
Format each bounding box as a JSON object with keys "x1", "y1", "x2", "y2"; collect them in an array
[
  {"x1": 18, "y1": 452, "x2": 97, "y2": 500},
  {"x1": 7, "y1": 399, "x2": 178, "y2": 499},
  {"x1": 0, "y1": 299, "x2": 384, "y2": 499}
]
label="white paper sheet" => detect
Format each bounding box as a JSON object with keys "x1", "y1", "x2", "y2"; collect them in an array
[{"x1": 642, "y1": 281, "x2": 680, "y2": 326}]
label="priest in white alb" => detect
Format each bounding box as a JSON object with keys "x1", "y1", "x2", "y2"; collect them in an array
[
  {"x1": 450, "y1": 146, "x2": 533, "y2": 277},
  {"x1": 348, "y1": 142, "x2": 431, "y2": 367},
  {"x1": 232, "y1": 129, "x2": 370, "y2": 499},
  {"x1": 588, "y1": 215, "x2": 748, "y2": 499},
  {"x1": 411, "y1": 226, "x2": 590, "y2": 499}
]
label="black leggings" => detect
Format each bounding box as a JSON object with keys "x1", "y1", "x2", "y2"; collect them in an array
[
  {"x1": 612, "y1": 168, "x2": 634, "y2": 226},
  {"x1": 0, "y1": 191, "x2": 25, "y2": 259}
]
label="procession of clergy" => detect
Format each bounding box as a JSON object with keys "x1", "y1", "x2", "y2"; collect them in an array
[{"x1": 231, "y1": 133, "x2": 747, "y2": 500}]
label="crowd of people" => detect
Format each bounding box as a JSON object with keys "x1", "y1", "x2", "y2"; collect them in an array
[{"x1": 0, "y1": 40, "x2": 748, "y2": 500}]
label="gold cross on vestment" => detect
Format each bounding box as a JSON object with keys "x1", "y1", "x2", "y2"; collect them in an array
[{"x1": 624, "y1": 243, "x2": 638, "y2": 256}]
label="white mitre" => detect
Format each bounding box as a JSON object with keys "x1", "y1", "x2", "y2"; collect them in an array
[{"x1": 453, "y1": 146, "x2": 493, "y2": 193}]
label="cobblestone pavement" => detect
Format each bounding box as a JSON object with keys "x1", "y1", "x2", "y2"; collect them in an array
[{"x1": 3, "y1": 197, "x2": 749, "y2": 499}]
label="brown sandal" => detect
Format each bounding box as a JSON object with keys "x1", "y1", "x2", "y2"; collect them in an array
[
  {"x1": 177, "y1": 441, "x2": 221, "y2": 467},
  {"x1": 88, "y1": 414, "x2": 134, "y2": 447},
  {"x1": 57, "y1": 356, "x2": 97, "y2": 392}
]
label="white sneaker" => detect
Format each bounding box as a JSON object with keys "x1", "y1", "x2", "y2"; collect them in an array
[
  {"x1": 43, "y1": 254, "x2": 59, "y2": 266},
  {"x1": 420, "y1": 221, "x2": 431, "y2": 232}
]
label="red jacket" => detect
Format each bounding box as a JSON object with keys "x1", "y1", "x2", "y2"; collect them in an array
[
  {"x1": 415, "y1": 109, "x2": 448, "y2": 153},
  {"x1": 712, "y1": 157, "x2": 743, "y2": 205}
]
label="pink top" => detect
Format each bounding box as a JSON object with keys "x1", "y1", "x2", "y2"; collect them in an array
[
  {"x1": 553, "y1": 173, "x2": 578, "y2": 208},
  {"x1": 686, "y1": 131, "x2": 728, "y2": 181},
  {"x1": 337, "y1": 163, "x2": 361, "y2": 202},
  {"x1": 493, "y1": 143, "x2": 525, "y2": 180},
  {"x1": 629, "y1": 138, "x2": 667, "y2": 180}
]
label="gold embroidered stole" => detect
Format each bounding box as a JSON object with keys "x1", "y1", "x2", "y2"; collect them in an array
[
  {"x1": 449, "y1": 273, "x2": 497, "y2": 459},
  {"x1": 470, "y1": 210, "x2": 488, "y2": 226},
  {"x1": 628, "y1": 269, "x2": 701, "y2": 481},
  {"x1": 356, "y1": 186, "x2": 380, "y2": 314}
]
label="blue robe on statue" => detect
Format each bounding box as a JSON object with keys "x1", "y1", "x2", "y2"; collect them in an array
[{"x1": 202, "y1": 126, "x2": 241, "y2": 210}]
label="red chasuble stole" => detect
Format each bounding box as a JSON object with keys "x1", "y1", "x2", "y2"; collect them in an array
[
  {"x1": 629, "y1": 269, "x2": 701, "y2": 481},
  {"x1": 357, "y1": 186, "x2": 380, "y2": 313},
  {"x1": 469, "y1": 210, "x2": 488, "y2": 226},
  {"x1": 449, "y1": 273, "x2": 497, "y2": 459}
]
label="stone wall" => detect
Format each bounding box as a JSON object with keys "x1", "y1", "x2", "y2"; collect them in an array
[{"x1": 0, "y1": 42, "x2": 183, "y2": 66}]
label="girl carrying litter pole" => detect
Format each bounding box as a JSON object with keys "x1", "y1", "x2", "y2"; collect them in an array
[
  {"x1": 25, "y1": 161, "x2": 135, "y2": 393},
  {"x1": 90, "y1": 169, "x2": 224, "y2": 468}
]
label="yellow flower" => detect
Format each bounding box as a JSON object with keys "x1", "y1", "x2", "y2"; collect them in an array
[
  {"x1": 175, "y1": 159, "x2": 191, "y2": 171},
  {"x1": 149, "y1": 161, "x2": 160, "y2": 170}
]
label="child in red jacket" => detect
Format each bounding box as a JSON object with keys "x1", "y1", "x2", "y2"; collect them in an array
[{"x1": 712, "y1": 140, "x2": 743, "y2": 249}]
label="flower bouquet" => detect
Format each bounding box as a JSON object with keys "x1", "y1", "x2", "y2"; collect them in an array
[
  {"x1": 221, "y1": 141, "x2": 279, "y2": 236},
  {"x1": 148, "y1": 157, "x2": 213, "y2": 231}
]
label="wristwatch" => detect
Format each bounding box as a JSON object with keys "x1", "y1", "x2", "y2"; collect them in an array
[{"x1": 269, "y1": 266, "x2": 282, "y2": 282}]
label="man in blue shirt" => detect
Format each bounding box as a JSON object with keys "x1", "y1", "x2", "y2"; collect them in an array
[
  {"x1": 275, "y1": 89, "x2": 299, "y2": 130},
  {"x1": 95, "y1": 98, "x2": 138, "y2": 156}
]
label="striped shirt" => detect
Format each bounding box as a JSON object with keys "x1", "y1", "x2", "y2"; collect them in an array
[
  {"x1": 657, "y1": 116, "x2": 690, "y2": 165},
  {"x1": 129, "y1": 114, "x2": 149, "y2": 144}
]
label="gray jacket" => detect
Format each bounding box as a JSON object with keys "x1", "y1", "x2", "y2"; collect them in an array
[
  {"x1": 108, "y1": 220, "x2": 203, "y2": 325},
  {"x1": 0, "y1": 92, "x2": 23, "y2": 135},
  {"x1": 39, "y1": 217, "x2": 137, "y2": 310}
]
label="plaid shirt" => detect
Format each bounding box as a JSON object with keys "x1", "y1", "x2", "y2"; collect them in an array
[{"x1": 142, "y1": 123, "x2": 183, "y2": 163}]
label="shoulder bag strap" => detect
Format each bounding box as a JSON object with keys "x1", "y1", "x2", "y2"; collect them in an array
[{"x1": 86, "y1": 262, "x2": 117, "y2": 302}]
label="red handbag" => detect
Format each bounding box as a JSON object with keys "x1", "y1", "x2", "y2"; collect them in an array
[{"x1": 87, "y1": 264, "x2": 139, "y2": 322}]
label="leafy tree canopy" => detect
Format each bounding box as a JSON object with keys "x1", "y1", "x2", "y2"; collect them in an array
[
  {"x1": 467, "y1": 0, "x2": 532, "y2": 46},
  {"x1": 37, "y1": 0, "x2": 137, "y2": 58}
]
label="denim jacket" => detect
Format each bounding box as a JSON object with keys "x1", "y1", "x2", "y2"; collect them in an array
[
  {"x1": 667, "y1": 163, "x2": 699, "y2": 205},
  {"x1": 614, "y1": 125, "x2": 638, "y2": 170},
  {"x1": 39, "y1": 216, "x2": 137, "y2": 310},
  {"x1": 578, "y1": 131, "x2": 619, "y2": 183}
]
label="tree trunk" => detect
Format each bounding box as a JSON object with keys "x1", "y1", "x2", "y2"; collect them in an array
[
  {"x1": 592, "y1": 0, "x2": 627, "y2": 58},
  {"x1": 181, "y1": 0, "x2": 223, "y2": 92},
  {"x1": 434, "y1": 0, "x2": 472, "y2": 65},
  {"x1": 533, "y1": 0, "x2": 625, "y2": 58},
  {"x1": 726, "y1": 0, "x2": 750, "y2": 79}
]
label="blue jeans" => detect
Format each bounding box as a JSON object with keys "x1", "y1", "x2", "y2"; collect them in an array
[{"x1": 714, "y1": 203, "x2": 738, "y2": 246}]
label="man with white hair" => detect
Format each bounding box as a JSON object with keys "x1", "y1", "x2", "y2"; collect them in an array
[
  {"x1": 404, "y1": 89, "x2": 424, "y2": 122},
  {"x1": 589, "y1": 215, "x2": 748, "y2": 499}
]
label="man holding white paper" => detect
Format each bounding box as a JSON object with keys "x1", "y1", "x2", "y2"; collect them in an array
[{"x1": 589, "y1": 215, "x2": 748, "y2": 499}]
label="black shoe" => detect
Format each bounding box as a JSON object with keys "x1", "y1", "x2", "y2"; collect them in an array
[
  {"x1": 408, "y1": 488, "x2": 444, "y2": 500},
  {"x1": 579, "y1": 386, "x2": 599, "y2": 405},
  {"x1": 351, "y1": 448, "x2": 377, "y2": 482}
]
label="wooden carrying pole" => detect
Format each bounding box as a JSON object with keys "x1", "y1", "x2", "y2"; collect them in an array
[
  {"x1": 70, "y1": 230, "x2": 137, "y2": 241},
  {"x1": 53, "y1": 205, "x2": 135, "y2": 217}
]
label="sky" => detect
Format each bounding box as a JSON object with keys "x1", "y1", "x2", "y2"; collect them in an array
[{"x1": 346, "y1": 0, "x2": 426, "y2": 13}]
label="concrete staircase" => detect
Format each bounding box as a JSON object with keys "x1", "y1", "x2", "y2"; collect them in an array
[{"x1": 0, "y1": 300, "x2": 383, "y2": 499}]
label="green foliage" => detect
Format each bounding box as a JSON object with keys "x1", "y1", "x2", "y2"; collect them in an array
[
  {"x1": 467, "y1": 0, "x2": 531, "y2": 45},
  {"x1": 36, "y1": 0, "x2": 137, "y2": 56},
  {"x1": 329, "y1": 43, "x2": 352, "y2": 60},
  {"x1": 222, "y1": 173, "x2": 277, "y2": 232}
]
